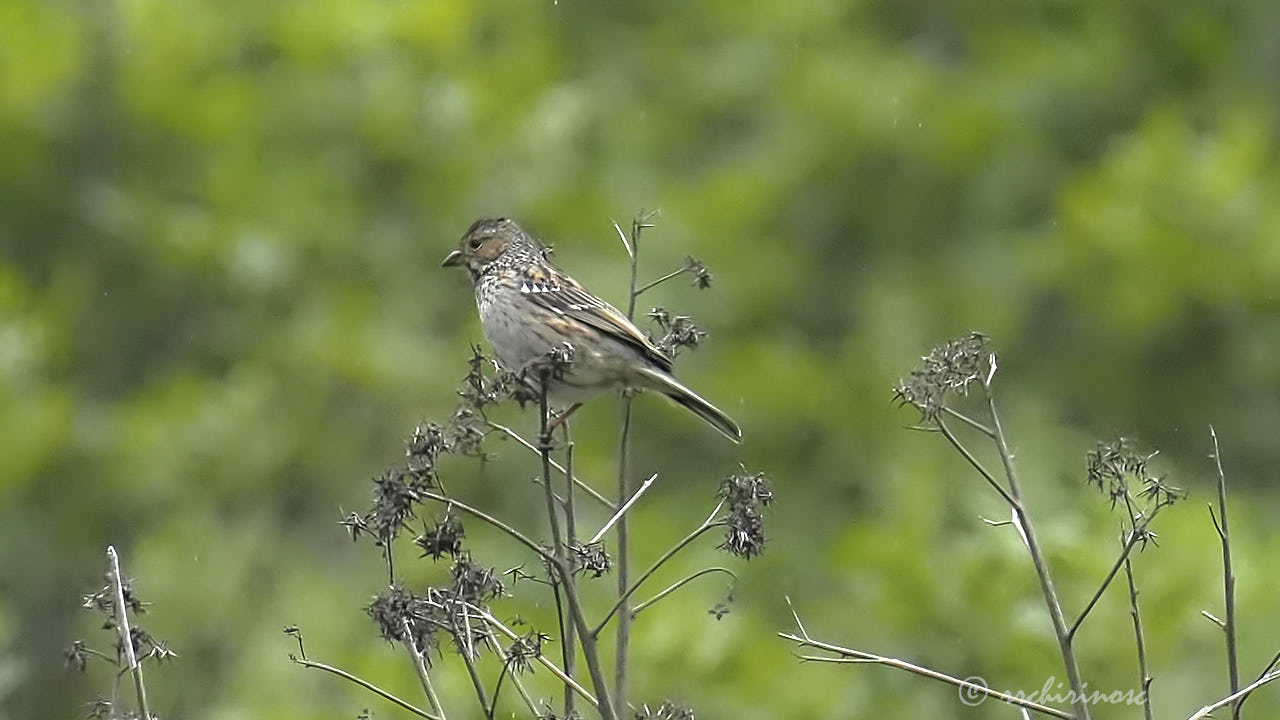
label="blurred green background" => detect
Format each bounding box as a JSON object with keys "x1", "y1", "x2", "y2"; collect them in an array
[{"x1": 3, "y1": 0, "x2": 1280, "y2": 718}]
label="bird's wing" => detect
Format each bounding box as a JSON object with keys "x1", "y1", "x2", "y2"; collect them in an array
[{"x1": 518, "y1": 263, "x2": 673, "y2": 372}]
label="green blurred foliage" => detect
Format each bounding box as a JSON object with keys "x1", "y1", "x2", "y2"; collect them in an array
[{"x1": 3, "y1": 0, "x2": 1280, "y2": 718}]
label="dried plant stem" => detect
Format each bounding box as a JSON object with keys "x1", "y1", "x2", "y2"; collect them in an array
[
  {"x1": 780, "y1": 638, "x2": 1072, "y2": 720},
  {"x1": 561, "y1": 426, "x2": 578, "y2": 719},
  {"x1": 631, "y1": 567, "x2": 736, "y2": 618},
  {"x1": 941, "y1": 406, "x2": 995, "y2": 437},
  {"x1": 1233, "y1": 649, "x2": 1280, "y2": 720},
  {"x1": 487, "y1": 659, "x2": 512, "y2": 720},
  {"x1": 590, "y1": 472, "x2": 659, "y2": 545},
  {"x1": 614, "y1": 398, "x2": 634, "y2": 716},
  {"x1": 290, "y1": 654, "x2": 439, "y2": 720},
  {"x1": 401, "y1": 622, "x2": 447, "y2": 720},
  {"x1": 982, "y1": 386, "x2": 1091, "y2": 720},
  {"x1": 486, "y1": 420, "x2": 615, "y2": 511},
  {"x1": 634, "y1": 266, "x2": 688, "y2": 296},
  {"x1": 419, "y1": 491, "x2": 552, "y2": 564},
  {"x1": 1209, "y1": 426, "x2": 1239, "y2": 707},
  {"x1": 611, "y1": 211, "x2": 649, "y2": 717},
  {"x1": 1123, "y1": 557, "x2": 1154, "y2": 720},
  {"x1": 474, "y1": 605, "x2": 599, "y2": 709},
  {"x1": 106, "y1": 546, "x2": 151, "y2": 720},
  {"x1": 936, "y1": 418, "x2": 1017, "y2": 507},
  {"x1": 482, "y1": 626, "x2": 540, "y2": 718},
  {"x1": 779, "y1": 600, "x2": 1072, "y2": 720},
  {"x1": 456, "y1": 630, "x2": 490, "y2": 714},
  {"x1": 1187, "y1": 671, "x2": 1280, "y2": 720},
  {"x1": 1068, "y1": 508, "x2": 1164, "y2": 641},
  {"x1": 593, "y1": 502, "x2": 725, "y2": 637},
  {"x1": 539, "y1": 378, "x2": 618, "y2": 720}
]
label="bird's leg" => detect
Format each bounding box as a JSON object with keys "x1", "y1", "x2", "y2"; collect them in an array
[{"x1": 547, "y1": 403, "x2": 583, "y2": 433}]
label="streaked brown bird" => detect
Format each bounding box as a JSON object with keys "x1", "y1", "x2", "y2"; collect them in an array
[{"x1": 442, "y1": 217, "x2": 741, "y2": 442}]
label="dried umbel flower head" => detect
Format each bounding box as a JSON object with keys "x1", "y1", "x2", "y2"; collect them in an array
[
  {"x1": 367, "y1": 585, "x2": 447, "y2": 655},
  {"x1": 684, "y1": 256, "x2": 713, "y2": 290},
  {"x1": 456, "y1": 345, "x2": 508, "y2": 410},
  {"x1": 569, "y1": 541, "x2": 612, "y2": 578},
  {"x1": 455, "y1": 346, "x2": 539, "y2": 412},
  {"x1": 368, "y1": 468, "x2": 421, "y2": 546},
  {"x1": 1086, "y1": 438, "x2": 1184, "y2": 510},
  {"x1": 445, "y1": 406, "x2": 489, "y2": 457},
  {"x1": 405, "y1": 421, "x2": 446, "y2": 488},
  {"x1": 416, "y1": 513, "x2": 465, "y2": 561},
  {"x1": 449, "y1": 553, "x2": 504, "y2": 605},
  {"x1": 504, "y1": 629, "x2": 551, "y2": 676},
  {"x1": 893, "y1": 332, "x2": 992, "y2": 420},
  {"x1": 648, "y1": 308, "x2": 707, "y2": 358},
  {"x1": 367, "y1": 585, "x2": 419, "y2": 644},
  {"x1": 718, "y1": 469, "x2": 773, "y2": 559}
]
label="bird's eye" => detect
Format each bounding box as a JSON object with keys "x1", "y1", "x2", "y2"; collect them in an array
[{"x1": 468, "y1": 238, "x2": 482, "y2": 250}]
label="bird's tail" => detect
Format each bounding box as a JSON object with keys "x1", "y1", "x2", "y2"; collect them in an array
[{"x1": 635, "y1": 366, "x2": 742, "y2": 443}]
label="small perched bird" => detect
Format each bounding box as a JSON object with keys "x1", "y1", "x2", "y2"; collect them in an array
[{"x1": 442, "y1": 217, "x2": 741, "y2": 443}]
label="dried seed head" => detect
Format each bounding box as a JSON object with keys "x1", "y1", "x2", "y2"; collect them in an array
[
  {"x1": 718, "y1": 470, "x2": 773, "y2": 559},
  {"x1": 368, "y1": 468, "x2": 420, "y2": 546},
  {"x1": 893, "y1": 333, "x2": 992, "y2": 420},
  {"x1": 1086, "y1": 438, "x2": 1184, "y2": 511},
  {"x1": 684, "y1": 256, "x2": 713, "y2": 289},
  {"x1": 415, "y1": 513, "x2": 465, "y2": 561},
  {"x1": 450, "y1": 553, "x2": 504, "y2": 605},
  {"x1": 569, "y1": 541, "x2": 611, "y2": 578}
]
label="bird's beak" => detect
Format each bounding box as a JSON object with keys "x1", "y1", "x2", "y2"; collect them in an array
[{"x1": 441, "y1": 249, "x2": 464, "y2": 267}]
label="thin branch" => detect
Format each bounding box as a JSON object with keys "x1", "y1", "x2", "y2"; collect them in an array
[
  {"x1": 487, "y1": 658, "x2": 512, "y2": 720},
  {"x1": 401, "y1": 621, "x2": 447, "y2": 720},
  {"x1": 784, "y1": 596, "x2": 810, "y2": 641},
  {"x1": 937, "y1": 417, "x2": 1018, "y2": 508},
  {"x1": 76, "y1": 644, "x2": 119, "y2": 666},
  {"x1": 592, "y1": 503, "x2": 725, "y2": 638},
  {"x1": 1234, "y1": 649, "x2": 1280, "y2": 720},
  {"x1": 1124, "y1": 557, "x2": 1154, "y2": 720},
  {"x1": 613, "y1": 212, "x2": 646, "y2": 718},
  {"x1": 472, "y1": 604, "x2": 599, "y2": 709},
  {"x1": 486, "y1": 420, "x2": 616, "y2": 511},
  {"x1": 614, "y1": 390, "x2": 635, "y2": 716},
  {"x1": 1210, "y1": 425, "x2": 1239, "y2": 705},
  {"x1": 106, "y1": 546, "x2": 151, "y2": 720},
  {"x1": 982, "y1": 384, "x2": 1090, "y2": 720},
  {"x1": 611, "y1": 219, "x2": 633, "y2": 261},
  {"x1": 480, "y1": 625, "x2": 540, "y2": 719},
  {"x1": 290, "y1": 654, "x2": 438, "y2": 720},
  {"x1": 538, "y1": 375, "x2": 619, "y2": 720},
  {"x1": 561, "y1": 425, "x2": 578, "y2": 719},
  {"x1": 590, "y1": 473, "x2": 659, "y2": 544},
  {"x1": 455, "y1": 624, "x2": 490, "y2": 714},
  {"x1": 941, "y1": 406, "x2": 996, "y2": 438},
  {"x1": 631, "y1": 567, "x2": 737, "y2": 618},
  {"x1": 1068, "y1": 507, "x2": 1165, "y2": 641},
  {"x1": 419, "y1": 491, "x2": 552, "y2": 564},
  {"x1": 1187, "y1": 671, "x2": 1280, "y2": 720},
  {"x1": 778, "y1": 631, "x2": 1073, "y2": 720},
  {"x1": 1202, "y1": 611, "x2": 1226, "y2": 629},
  {"x1": 634, "y1": 266, "x2": 688, "y2": 296}
]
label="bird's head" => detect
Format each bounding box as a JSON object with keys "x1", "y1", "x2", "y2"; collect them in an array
[{"x1": 441, "y1": 217, "x2": 536, "y2": 278}]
